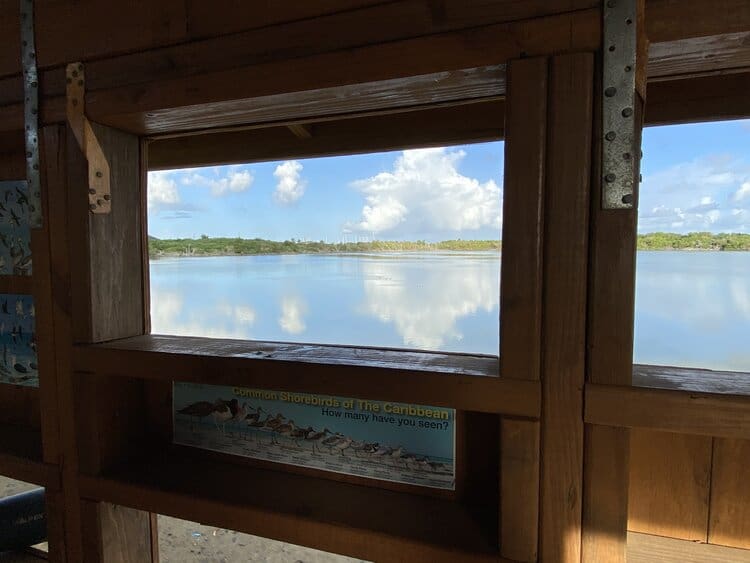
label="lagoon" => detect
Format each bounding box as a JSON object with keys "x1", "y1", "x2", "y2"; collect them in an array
[{"x1": 150, "y1": 250, "x2": 750, "y2": 372}]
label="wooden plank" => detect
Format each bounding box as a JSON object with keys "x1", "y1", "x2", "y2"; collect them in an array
[
  {"x1": 78, "y1": 451, "x2": 502, "y2": 563},
  {"x1": 645, "y1": 71, "x2": 750, "y2": 126},
  {"x1": 539, "y1": 52, "x2": 593, "y2": 563},
  {"x1": 72, "y1": 336, "x2": 541, "y2": 418},
  {"x1": 498, "y1": 56, "x2": 547, "y2": 563},
  {"x1": 649, "y1": 32, "x2": 750, "y2": 79},
  {"x1": 646, "y1": 0, "x2": 750, "y2": 43},
  {"x1": 148, "y1": 100, "x2": 505, "y2": 170},
  {"x1": 709, "y1": 438, "x2": 750, "y2": 549},
  {"x1": 628, "y1": 430, "x2": 711, "y2": 542},
  {"x1": 500, "y1": 419, "x2": 540, "y2": 562},
  {"x1": 634, "y1": 364, "x2": 750, "y2": 396},
  {"x1": 0, "y1": 384, "x2": 40, "y2": 428},
  {"x1": 68, "y1": 123, "x2": 144, "y2": 343},
  {"x1": 0, "y1": 422, "x2": 59, "y2": 488},
  {"x1": 0, "y1": 0, "x2": 188, "y2": 78},
  {"x1": 87, "y1": 9, "x2": 598, "y2": 134},
  {"x1": 582, "y1": 18, "x2": 646, "y2": 556},
  {"x1": 0, "y1": 275, "x2": 32, "y2": 294},
  {"x1": 627, "y1": 531, "x2": 750, "y2": 563},
  {"x1": 586, "y1": 383, "x2": 750, "y2": 439},
  {"x1": 44, "y1": 123, "x2": 85, "y2": 561}
]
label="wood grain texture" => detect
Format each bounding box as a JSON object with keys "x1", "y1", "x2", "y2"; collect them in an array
[
  {"x1": 148, "y1": 100, "x2": 505, "y2": 170},
  {"x1": 0, "y1": 422, "x2": 58, "y2": 488},
  {"x1": 539, "y1": 52, "x2": 593, "y2": 563},
  {"x1": 628, "y1": 429, "x2": 711, "y2": 541},
  {"x1": 649, "y1": 32, "x2": 750, "y2": 79},
  {"x1": 68, "y1": 123, "x2": 144, "y2": 343},
  {"x1": 72, "y1": 335, "x2": 541, "y2": 417},
  {"x1": 709, "y1": 438, "x2": 750, "y2": 549},
  {"x1": 500, "y1": 419, "x2": 540, "y2": 562},
  {"x1": 78, "y1": 450, "x2": 502, "y2": 563},
  {"x1": 627, "y1": 531, "x2": 750, "y2": 562},
  {"x1": 634, "y1": 364, "x2": 750, "y2": 395},
  {"x1": 646, "y1": 0, "x2": 750, "y2": 43},
  {"x1": 586, "y1": 383, "x2": 750, "y2": 438},
  {"x1": 646, "y1": 71, "x2": 750, "y2": 126},
  {"x1": 498, "y1": 56, "x2": 547, "y2": 563}
]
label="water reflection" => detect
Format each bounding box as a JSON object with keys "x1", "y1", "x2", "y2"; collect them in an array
[
  {"x1": 359, "y1": 255, "x2": 499, "y2": 349},
  {"x1": 150, "y1": 251, "x2": 750, "y2": 370},
  {"x1": 150, "y1": 253, "x2": 500, "y2": 354},
  {"x1": 634, "y1": 251, "x2": 750, "y2": 371}
]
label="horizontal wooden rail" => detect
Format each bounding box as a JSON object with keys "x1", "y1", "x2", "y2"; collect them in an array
[
  {"x1": 78, "y1": 451, "x2": 505, "y2": 563},
  {"x1": 585, "y1": 383, "x2": 750, "y2": 439},
  {"x1": 72, "y1": 335, "x2": 540, "y2": 417}
]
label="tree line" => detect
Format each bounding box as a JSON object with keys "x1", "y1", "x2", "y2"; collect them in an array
[{"x1": 148, "y1": 232, "x2": 750, "y2": 257}]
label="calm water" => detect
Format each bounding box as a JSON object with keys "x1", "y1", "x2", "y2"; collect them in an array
[{"x1": 150, "y1": 251, "x2": 750, "y2": 371}]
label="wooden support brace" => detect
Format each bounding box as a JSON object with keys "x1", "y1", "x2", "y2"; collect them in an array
[{"x1": 65, "y1": 63, "x2": 111, "y2": 215}]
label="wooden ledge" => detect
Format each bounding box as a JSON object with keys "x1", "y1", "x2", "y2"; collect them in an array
[
  {"x1": 0, "y1": 275, "x2": 33, "y2": 295},
  {"x1": 586, "y1": 382, "x2": 750, "y2": 439},
  {"x1": 73, "y1": 335, "x2": 540, "y2": 417},
  {"x1": 79, "y1": 450, "x2": 501, "y2": 563}
]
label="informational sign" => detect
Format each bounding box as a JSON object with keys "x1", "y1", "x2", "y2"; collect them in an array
[
  {"x1": 173, "y1": 382, "x2": 456, "y2": 490},
  {"x1": 0, "y1": 182, "x2": 32, "y2": 276},
  {"x1": 0, "y1": 294, "x2": 37, "y2": 387}
]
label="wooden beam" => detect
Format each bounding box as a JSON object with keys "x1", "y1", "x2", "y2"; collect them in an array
[
  {"x1": 645, "y1": 71, "x2": 750, "y2": 125},
  {"x1": 147, "y1": 100, "x2": 505, "y2": 170},
  {"x1": 78, "y1": 451, "x2": 503, "y2": 563},
  {"x1": 586, "y1": 384, "x2": 750, "y2": 439},
  {"x1": 648, "y1": 32, "x2": 750, "y2": 79},
  {"x1": 646, "y1": 0, "x2": 750, "y2": 43},
  {"x1": 499, "y1": 56, "x2": 547, "y2": 563},
  {"x1": 70, "y1": 335, "x2": 542, "y2": 417},
  {"x1": 539, "y1": 52, "x2": 593, "y2": 563}
]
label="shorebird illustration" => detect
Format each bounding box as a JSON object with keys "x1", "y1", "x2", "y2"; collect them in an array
[{"x1": 304, "y1": 428, "x2": 331, "y2": 454}]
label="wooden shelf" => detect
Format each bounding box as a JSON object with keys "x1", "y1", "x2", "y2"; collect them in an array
[
  {"x1": 78, "y1": 448, "x2": 499, "y2": 562},
  {"x1": 73, "y1": 335, "x2": 540, "y2": 417},
  {"x1": 586, "y1": 365, "x2": 750, "y2": 439},
  {"x1": 0, "y1": 424, "x2": 59, "y2": 489}
]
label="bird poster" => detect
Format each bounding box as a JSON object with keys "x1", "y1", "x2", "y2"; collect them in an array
[
  {"x1": 173, "y1": 382, "x2": 456, "y2": 490},
  {"x1": 0, "y1": 182, "x2": 32, "y2": 276},
  {"x1": 0, "y1": 294, "x2": 38, "y2": 387}
]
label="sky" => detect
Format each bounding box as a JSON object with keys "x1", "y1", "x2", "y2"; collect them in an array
[{"x1": 148, "y1": 119, "x2": 750, "y2": 240}]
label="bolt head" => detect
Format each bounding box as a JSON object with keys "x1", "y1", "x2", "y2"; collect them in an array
[
  {"x1": 605, "y1": 173, "x2": 616, "y2": 183},
  {"x1": 622, "y1": 107, "x2": 633, "y2": 117},
  {"x1": 621, "y1": 193, "x2": 634, "y2": 205},
  {"x1": 605, "y1": 87, "x2": 617, "y2": 97},
  {"x1": 605, "y1": 131, "x2": 616, "y2": 141}
]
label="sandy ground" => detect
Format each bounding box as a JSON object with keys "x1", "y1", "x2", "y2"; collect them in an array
[{"x1": 1, "y1": 477, "x2": 366, "y2": 563}]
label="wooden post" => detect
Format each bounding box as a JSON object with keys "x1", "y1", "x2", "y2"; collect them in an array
[
  {"x1": 539, "y1": 52, "x2": 594, "y2": 563},
  {"x1": 499, "y1": 56, "x2": 547, "y2": 563},
  {"x1": 41, "y1": 121, "x2": 156, "y2": 562},
  {"x1": 583, "y1": 1, "x2": 647, "y2": 559}
]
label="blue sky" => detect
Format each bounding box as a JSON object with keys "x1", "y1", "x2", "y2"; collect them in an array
[{"x1": 148, "y1": 119, "x2": 750, "y2": 240}]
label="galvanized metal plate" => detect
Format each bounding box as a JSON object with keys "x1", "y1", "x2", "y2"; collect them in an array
[
  {"x1": 20, "y1": 0, "x2": 42, "y2": 227},
  {"x1": 66, "y1": 63, "x2": 112, "y2": 214},
  {"x1": 602, "y1": 0, "x2": 637, "y2": 209}
]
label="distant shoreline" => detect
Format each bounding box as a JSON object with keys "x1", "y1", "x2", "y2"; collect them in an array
[{"x1": 148, "y1": 233, "x2": 750, "y2": 257}]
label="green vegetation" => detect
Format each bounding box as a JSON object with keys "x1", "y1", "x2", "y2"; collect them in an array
[
  {"x1": 637, "y1": 232, "x2": 750, "y2": 251},
  {"x1": 147, "y1": 232, "x2": 750, "y2": 257},
  {"x1": 148, "y1": 236, "x2": 501, "y2": 257}
]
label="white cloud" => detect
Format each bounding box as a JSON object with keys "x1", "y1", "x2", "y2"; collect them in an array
[
  {"x1": 181, "y1": 168, "x2": 254, "y2": 197},
  {"x1": 639, "y1": 155, "x2": 750, "y2": 233},
  {"x1": 279, "y1": 297, "x2": 307, "y2": 334},
  {"x1": 733, "y1": 181, "x2": 750, "y2": 203},
  {"x1": 147, "y1": 171, "x2": 181, "y2": 212},
  {"x1": 348, "y1": 148, "x2": 502, "y2": 235},
  {"x1": 273, "y1": 161, "x2": 307, "y2": 205},
  {"x1": 360, "y1": 255, "x2": 499, "y2": 350}
]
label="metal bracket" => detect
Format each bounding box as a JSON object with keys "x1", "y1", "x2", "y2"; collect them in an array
[
  {"x1": 602, "y1": 0, "x2": 637, "y2": 209},
  {"x1": 66, "y1": 63, "x2": 111, "y2": 214},
  {"x1": 20, "y1": 0, "x2": 42, "y2": 227}
]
